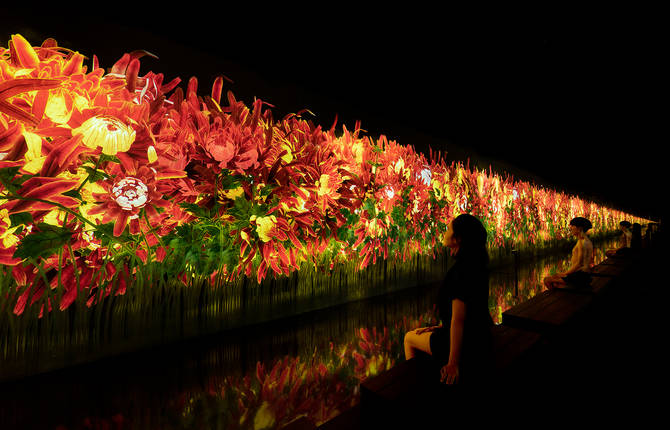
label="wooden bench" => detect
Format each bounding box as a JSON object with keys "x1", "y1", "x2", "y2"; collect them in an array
[
  {"x1": 317, "y1": 405, "x2": 361, "y2": 430},
  {"x1": 359, "y1": 324, "x2": 542, "y2": 410},
  {"x1": 591, "y1": 262, "x2": 626, "y2": 277},
  {"x1": 501, "y1": 289, "x2": 593, "y2": 333},
  {"x1": 556, "y1": 257, "x2": 630, "y2": 295},
  {"x1": 360, "y1": 354, "x2": 437, "y2": 409},
  {"x1": 284, "y1": 416, "x2": 318, "y2": 430},
  {"x1": 491, "y1": 324, "x2": 542, "y2": 373}
]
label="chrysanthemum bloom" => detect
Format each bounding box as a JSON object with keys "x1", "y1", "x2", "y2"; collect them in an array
[
  {"x1": 73, "y1": 116, "x2": 136, "y2": 155},
  {"x1": 88, "y1": 165, "x2": 169, "y2": 236}
]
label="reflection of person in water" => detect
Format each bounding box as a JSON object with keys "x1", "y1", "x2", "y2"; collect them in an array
[
  {"x1": 543, "y1": 217, "x2": 594, "y2": 289},
  {"x1": 606, "y1": 221, "x2": 632, "y2": 257},
  {"x1": 403, "y1": 214, "x2": 493, "y2": 386}
]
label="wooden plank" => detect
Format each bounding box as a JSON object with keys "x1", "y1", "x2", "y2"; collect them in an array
[
  {"x1": 317, "y1": 405, "x2": 361, "y2": 430},
  {"x1": 284, "y1": 416, "x2": 318, "y2": 430},
  {"x1": 360, "y1": 357, "x2": 417, "y2": 395},
  {"x1": 589, "y1": 275, "x2": 613, "y2": 294},
  {"x1": 360, "y1": 353, "x2": 448, "y2": 418},
  {"x1": 505, "y1": 291, "x2": 553, "y2": 315},
  {"x1": 491, "y1": 325, "x2": 542, "y2": 371},
  {"x1": 502, "y1": 289, "x2": 592, "y2": 333},
  {"x1": 591, "y1": 263, "x2": 625, "y2": 276}
]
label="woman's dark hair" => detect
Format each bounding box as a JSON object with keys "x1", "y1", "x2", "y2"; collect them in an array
[
  {"x1": 620, "y1": 221, "x2": 632, "y2": 229},
  {"x1": 570, "y1": 217, "x2": 592, "y2": 232},
  {"x1": 451, "y1": 214, "x2": 489, "y2": 266}
]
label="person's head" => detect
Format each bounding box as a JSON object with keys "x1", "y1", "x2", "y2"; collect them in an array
[
  {"x1": 620, "y1": 221, "x2": 631, "y2": 230},
  {"x1": 569, "y1": 217, "x2": 592, "y2": 236},
  {"x1": 444, "y1": 214, "x2": 489, "y2": 263}
]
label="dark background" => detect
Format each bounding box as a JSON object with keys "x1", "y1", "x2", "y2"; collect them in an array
[{"x1": 2, "y1": 6, "x2": 664, "y2": 222}]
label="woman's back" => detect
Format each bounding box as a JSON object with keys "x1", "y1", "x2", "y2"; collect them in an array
[{"x1": 571, "y1": 237, "x2": 593, "y2": 272}]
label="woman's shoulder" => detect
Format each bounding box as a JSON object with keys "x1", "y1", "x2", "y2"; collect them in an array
[{"x1": 583, "y1": 237, "x2": 593, "y2": 247}]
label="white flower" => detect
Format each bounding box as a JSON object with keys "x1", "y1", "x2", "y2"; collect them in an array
[
  {"x1": 112, "y1": 177, "x2": 148, "y2": 211},
  {"x1": 420, "y1": 168, "x2": 431, "y2": 186}
]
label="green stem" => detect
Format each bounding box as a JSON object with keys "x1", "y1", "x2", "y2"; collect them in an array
[
  {"x1": 2, "y1": 193, "x2": 133, "y2": 253},
  {"x1": 75, "y1": 156, "x2": 102, "y2": 194}
]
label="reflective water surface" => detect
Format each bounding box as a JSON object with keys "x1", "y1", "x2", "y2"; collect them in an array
[{"x1": 0, "y1": 237, "x2": 618, "y2": 429}]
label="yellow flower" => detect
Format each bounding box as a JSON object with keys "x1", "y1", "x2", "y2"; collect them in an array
[
  {"x1": 22, "y1": 130, "x2": 46, "y2": 174},
  {"x1": 477, "y1": 175, "x2": 484, "y2": 196},
  {"x1": 223, "y1": 186, "x2": 244, "y2": 200},
  {"x1": 253, "y1": 401, "x2": 276, "y2": 430},
  {"x1": 0, "y1": 209, "x2": 20, "y2": 248},
  {"x1": 316, "y1": 174, "x2": 338, "y2": 197},
  {"x1": 281, "y1": 196, "x2": 308, "y2": 213},
  {"x1": 73, "y1": 116, "x2": 136, "y2": 155},
  {"x1": 394, "y1": 157, "x2": 405, "y2": 174},
  {"x1": 43, "y1": 209, "x2": 67, "y2": 226},
  {"x1": 255, "y1": 215, "x2": 276, "y2": 242},
  {"x1": 44, "y1": 89, "x2": 72, "y2": 124},
  {"x1": 280, "y1": 143, "x2": 293, "y2": 163},
  {"x1": 351, "y1": 141, "x2": 364, "y2": 165}
]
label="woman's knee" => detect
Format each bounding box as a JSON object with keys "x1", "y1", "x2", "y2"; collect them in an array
[{"x1": 404, "y1": 330, "x2": 416, "y2": 347}]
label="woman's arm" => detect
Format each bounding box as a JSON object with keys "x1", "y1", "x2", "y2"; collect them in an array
[
  {"x1": 441, "y1": 299, "x2": 466, "y2": 384},
  {"x1": 414, "y1": 324, "x2": 443, "y2": 335}
]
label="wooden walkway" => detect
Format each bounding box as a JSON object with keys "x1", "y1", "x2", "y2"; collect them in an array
[{"x1": 317, "y1": 250, "x2": 647, "y2": 428}]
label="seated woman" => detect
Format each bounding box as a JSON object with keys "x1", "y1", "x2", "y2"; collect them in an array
[
  {"x1": 543, "y1": 217, "x2": 594, "y2": 289},
  {"x1": 606, "y1": 221, "x2": 632, "y2": 257},
  {"x1": 403, "y1": 214, "x2": 493, "y2": 386}
]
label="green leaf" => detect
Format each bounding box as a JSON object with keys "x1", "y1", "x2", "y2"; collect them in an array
[
  {"x1": 0, "y1": 166, "x2": 21, "y2": 193},
  {"x1": 92, "y1": 222, "x2": 130, "y2": 245},
  {"x1": 14, "y1": 223, "x2": 73, "y2": 260},
  {"x1": 9, "y1": 212, "x2": 33, "y2": 228},
  {"x1": 99, "y1": 154, "x2": 121, "y2": 164},
  {"x1": 219, "y1": 169, "x2": 248, "y2": 190},
  {"x1": 363, "y1": 198, "x2": 376, "y2": 218},
  {"x1": 81, "y1": 165, "x2": 109, "y2": 182},
  {"x1": 180, "y1": 202, "x2": 211, "y2": 219},
  {"x1": 62, "y1": 189, "x2": 83, "y2": 200},
  {"x1": 391, "y1": 206, "x2": 406, "y2": 227}
]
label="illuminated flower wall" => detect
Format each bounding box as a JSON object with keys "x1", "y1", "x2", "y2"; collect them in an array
[{"x1": 0, "y1": 35, "x2": 649, "y2": 317}]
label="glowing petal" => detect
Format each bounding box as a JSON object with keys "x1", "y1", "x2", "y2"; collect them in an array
[
  {"x1": 44, "y1": 91, "x2": 72, "y2": 124},
  {"x1": 73, "y1": 116, "x2": 135, "y2": 155},
  {"x1": 10, "y1": 34, "x2": 39, "y2": 69},
  {"x1": 147, "y1": 145, "x2": 158, "y2": 163}
]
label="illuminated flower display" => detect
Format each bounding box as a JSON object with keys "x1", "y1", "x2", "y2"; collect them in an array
[{"x1": 0, "y1": 34, "x2": 650, "y2": 319}]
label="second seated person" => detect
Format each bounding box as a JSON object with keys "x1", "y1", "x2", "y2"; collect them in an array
[{"x1": 543, "y1": 217, "x2": 594, "y2": 289}]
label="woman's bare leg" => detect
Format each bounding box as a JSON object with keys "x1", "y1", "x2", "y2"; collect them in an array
[{"x1": 404, "y1": 329, "x2": 433, "y2": 360}]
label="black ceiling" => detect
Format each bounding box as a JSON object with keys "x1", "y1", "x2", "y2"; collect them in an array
[{"x1": 2, "y1": 6, "x2": 664, "y2": 221}]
